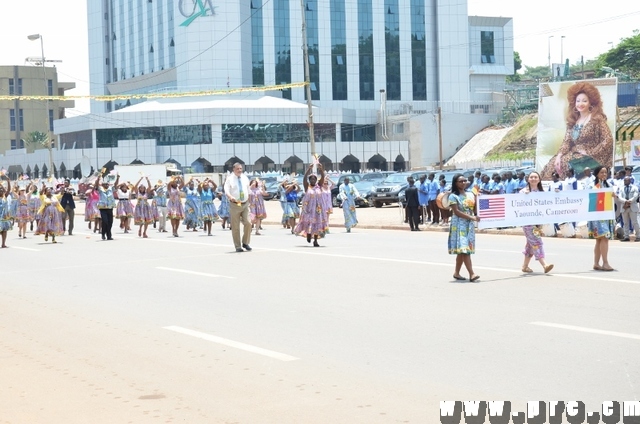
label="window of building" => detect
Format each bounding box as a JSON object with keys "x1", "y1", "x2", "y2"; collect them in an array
[
  {"x1": 358, "y1": 0, "x2": 374, "y2": 100},
  {"x1": 19, "y1": 109, "x2": 24, "y2": 131},
  {"x1": 10, "y1": 140, "x2": 17, "y2": 150},
  {"x1": 49, "y1": 110, "x2": 54, "y2": 131},
  {"x1": 251, "y1": 0, "x2": 265, "y2": 86},
  {"x1": 384, "y1": 0, "x2": 401, "y2": 100},
  {"x1": 9, "y1": 110, "x2": 15, "y2": 131},
  {"x1": 330, "y1": 0, "x2": 347, "y2": 100},
  {"x1": 8, "y1": 79, "x2": 14, "y2": 95},
  {"x1": 47, "y1": 79, "x2": 53, "y2": 96},
  {"x1": 18, "y1": 79, "x2": 23, "y2": 95},
  {"x1": 481, "y1": 31, "x2": 495, "y2": 63},
  {"x1": 393, "y1": 123, "x2": 404, "y2": 134}
]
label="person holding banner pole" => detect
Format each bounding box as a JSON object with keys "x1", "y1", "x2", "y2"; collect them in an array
[
  {"x1": 520, "y1": 172, "x2": 554, "y2": 274},
  {"x1": 588, "y1": 165, "x2": 616, "y2": 271},
  {"x1": 448, "y1": 174, "x2": 480, "y2": 282}
]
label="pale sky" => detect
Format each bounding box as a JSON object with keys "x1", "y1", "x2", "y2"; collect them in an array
[{"x1": 1, "y1": 0, "x2": 638, "y2": 116}]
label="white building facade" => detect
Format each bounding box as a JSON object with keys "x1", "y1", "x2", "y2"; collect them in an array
[{"x1": 1, "y1": 0, "x2": 513, "y2": 177}]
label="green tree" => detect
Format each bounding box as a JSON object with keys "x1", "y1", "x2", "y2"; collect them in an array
[
  {"x1": 24, "y1": 131, "x2": 49, "y2": 149},
  {"x1": 522, "y1": 65, "x2": 551, "y2": 80},
  {"x1": 507, "y1": 51, "x2": 523, "y2": 82},
  {"x1": 598, "y1": 30, "x2": 640, "y2": 79}
]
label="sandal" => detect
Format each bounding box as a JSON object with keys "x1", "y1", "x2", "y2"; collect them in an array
[
  {"x1": 544, "y1": 264, "x2": 554, "y2": 274},
  {"x1": 453, "y1": 275, "x2": 467, "y2": 281},
  {"x1": 522, "y1": 266, "x2": 533, "y2": 273},
  {"x1": 470, "y1": 274, "x2": 480, "y2": 282},
  {"x1": 593, "y1": 265, "x2": 602, "y2": 271},
  {"x1": 601, "y1": 266, "x2": 614, "y2": 271}
]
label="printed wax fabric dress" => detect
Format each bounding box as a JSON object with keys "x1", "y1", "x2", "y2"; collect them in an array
[
  {"x1": 183, "y1": 187, "x2": 201, "y2": 227},
  {"x1": 134, "y1": 192, "x2": 154, "y2": 225},
  {"x1": 166, "y1": 187, "x2": 185, "y2": 220},
  {"x1": 294, "y1": 185, "x2": 329, "y2": 238},
  {"x1": 199, "y1": 188, "x2": 219, "y2": 222},
  {"x1": 586, "y1": 182, "x2": 615, "y2": 240},
  {"x1": 447, "y1": 192, "x2": 476, "y2": 255},
  {"x1": 35, "y1": 195, "x2": 64, "y2": 236},
  {"x1": 0, "y1": 197, "x2": 11, "y2": 232},
  {"x1": 248, "y1": 187, "x2": 267, "y2": 224}
]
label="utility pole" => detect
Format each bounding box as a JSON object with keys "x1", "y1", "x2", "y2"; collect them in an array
[
  {"x1": 299, "y1": 0, "x2": 316, "y2": 157},
  {"x1": 437, "y1": 107, "x2": 443, "y2": 170}
]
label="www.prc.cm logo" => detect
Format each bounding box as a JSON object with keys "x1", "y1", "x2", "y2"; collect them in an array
[{"x1": 179, "y1": 0, "x2": 217, "y2": 27}]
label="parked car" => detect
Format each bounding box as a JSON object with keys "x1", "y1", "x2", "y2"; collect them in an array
[
  {"x1": 334, "y1": 172, "x2": 393, "y2": 207},
  {"x1": 264, "y1": 180, "x2": 281, "y2": 200},
  {"x1": 370, "y1": 171, "x2": 425, "y2": 207}
]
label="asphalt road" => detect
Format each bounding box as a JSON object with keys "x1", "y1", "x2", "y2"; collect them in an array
[{"x1": 1, "y1": 209, "x2": 639, "y2": 423}]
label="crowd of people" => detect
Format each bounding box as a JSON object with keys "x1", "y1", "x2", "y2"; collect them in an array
[{"x1": 1, "y1": 162, "x2": 634, "y2": 281}]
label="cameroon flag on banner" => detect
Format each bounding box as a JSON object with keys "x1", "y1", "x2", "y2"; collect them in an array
[{"x1": 588, "y1": 192, "x2": 613, "y2": 212}]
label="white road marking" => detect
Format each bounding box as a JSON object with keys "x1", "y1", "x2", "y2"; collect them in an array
[
  {"x1": 531, "y1": 322, "x2": 640, "y2": 341},
  {"x1": 163, "y1": 326, "x2": 299, "y2": 361},
  {"x1": 156, "y1": 267, "x2": 234, "y2": 279},
  {"x1": 8, "y1": 246, "x2": 40, "y2": 252}
]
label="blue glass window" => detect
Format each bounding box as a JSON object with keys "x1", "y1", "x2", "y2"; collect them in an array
[
  {"x1": 251, "y1": 0, "x2": 265, "y2": 86},
  {"x1": 274, "y1": 0, "x2": 291, "y2": 99},
  {"x1": 357, "y1": 0, "x2": 374, "y2": 100},
  {"x1": 411, "y1": 0, "x2": 426, "y2": 100},
  {"x1": 384, "y1": 0, "x2": 401, "y2": 100},
  {"x1": 330, "y1": 0, "x2": 347, "y2": 100}
]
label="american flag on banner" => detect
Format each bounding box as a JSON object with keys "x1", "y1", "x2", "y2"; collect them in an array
[{"x1": 478, "y1": 196, "x2": 506, "y2": 219}]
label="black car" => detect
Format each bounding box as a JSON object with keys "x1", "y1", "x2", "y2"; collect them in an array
[
  {"x1": 370, "y1": 171, "x2": 426, "y2": 207},
  {"x1": 334, "y1": 172, "x2": 394, "y2": 207}
]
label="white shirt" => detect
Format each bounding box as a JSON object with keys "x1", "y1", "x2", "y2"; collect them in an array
[{"x1": 224, "y1": 173, "x2": 251, "y2": 203}]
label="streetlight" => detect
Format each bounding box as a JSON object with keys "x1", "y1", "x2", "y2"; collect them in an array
[
  {"x1": 560, "y1": 35, "x2": 566, "y2": 65},
  {"x1": 27, "y1": 33, "x2": 53, "y2": 178},
  {"x1": 548, "y1": 35, "x2": 554, "y2": 76}
]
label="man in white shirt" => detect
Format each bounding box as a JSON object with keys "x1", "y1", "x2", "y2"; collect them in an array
[
  {"x1": 563, "y1": 168, "x2": 578, "y2": 191},
  {"x1": 618, "y1": 176, "x2": 640, "y2": 241},
  {"x1": 224, "y1": 162, "x2": 252, "y2": 252}
]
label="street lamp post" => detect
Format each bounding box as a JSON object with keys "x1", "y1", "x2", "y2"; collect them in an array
[
  {"x1": 548, "y1": 35, "x2": 554, "y2": 77},
  {"x1": 27, "y1": 33, "x2": 53, "y2": 178},
  {"x1": 560, "y1": 35, "x2": 566, "y2": 66}
]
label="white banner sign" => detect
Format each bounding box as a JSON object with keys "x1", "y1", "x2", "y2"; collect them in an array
[{"x1": 477, "y1": 189, "x2": 615, "y2": 229}]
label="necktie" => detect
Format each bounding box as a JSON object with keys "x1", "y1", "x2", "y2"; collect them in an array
[
  {"x1": 626, "y1": 186, "x2": 630, "y2": 200},
  {"x1": 238, "y1": 176, "x2": 244, "y2": 201}
]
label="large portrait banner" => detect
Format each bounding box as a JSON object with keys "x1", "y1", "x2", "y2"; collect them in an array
[{"x1": 536, "y1": 78, "x2": 618, "y2": 180}]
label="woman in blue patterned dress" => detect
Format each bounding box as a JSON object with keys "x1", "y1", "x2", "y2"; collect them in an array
[
  {"x1": 216, "y1": 182, "x2": 230, "y2": 230},
  {"x1": 283, "y1": 180, "x2": 301, "y2": 233},
  {"x1": 248, "y1": 179, "x2": 267, "y2": 235},
  {"x1": 133, "y1": 176, "x2": 153, "y2": 238},
  {"x1": 519, "y1": 172, "x2": 554, "y2": 274},
  {"x1": 339, "y1": 177, "x2": 360, "y2": 233},
  {"x1": 183, "y1": 179, "x2": 201, "y2": 231},
  {"x1": 588, "y1": 165, "x2": 616, "y2": 271},
  {"x1": 448, "y1": 174, "x2": 480, "y2": 281},
  {"x1": 199, "y1": 178, "x2": 219, "y2": 236},
  {"x1": 0, "y1": 178, "x2": 12, "y2": 248},
  {"x1": 294, "y1": 164, "x2": 328, "y2": 246}
]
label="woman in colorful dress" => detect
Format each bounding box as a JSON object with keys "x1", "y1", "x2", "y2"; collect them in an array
[
  {"x1": 133, "y1": 176, "x2": 153, "y2": 238},
  {"x1": 216, "y1": 181, "x2": 230, "y2": 230},
  {"x1": 28, "y1": 184, "x2": 41, "y2": 232},
  {"x1": 278, "y1": 180, "x2": 289, "y2": 228},
  {"x1": 448, "y1": 174, "x2": 480, "y2": 282},
  {"x1": 284, "y1": 180, "x2": 300, "y2": 233},
  {"x1": 588, "y1": 165, "x2": 616, "y2": 271},
  {"x1": 85, "y1": 184, "x2": 101, "y2": 233},
  {"x1": 199, "y1": 178, "x2": 219, "y2": 236},
  {"x1": 339, "y1": 177, "x2": 360, "y2": 233},
  {"x1": 294, "y1": 164, "x2": 329, "y2": 247},
  {"x1": 519, "y1": 171, "x2": 554, "y2": 274},
  {"x1": 183, "y1": 179, "x2": 201, "y2": 231},
  {"x1": 321, "y1": 177, "x2": 334, "y2": 222},
  {"x1": 439, "y1": 178, "x2": 451, "y2": 226},
  {"x1": 167, "y1": 176, "x2": 185, "y2": 237},
  {"x1": 0, "y1": 178, "x2": 12, "y2": 248},
  {"x1": 16, "y1": 183, "x2": 34, "y2": 239},
  {"x1": 116, "y1": 183, "x2": 134, "y2": 233},
  {"x1": 248, "y1": 179, "x2": 267, "y2": 235},
  {"x1": 35, "y1": 184, "x2": 64, "y2": 244}
]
